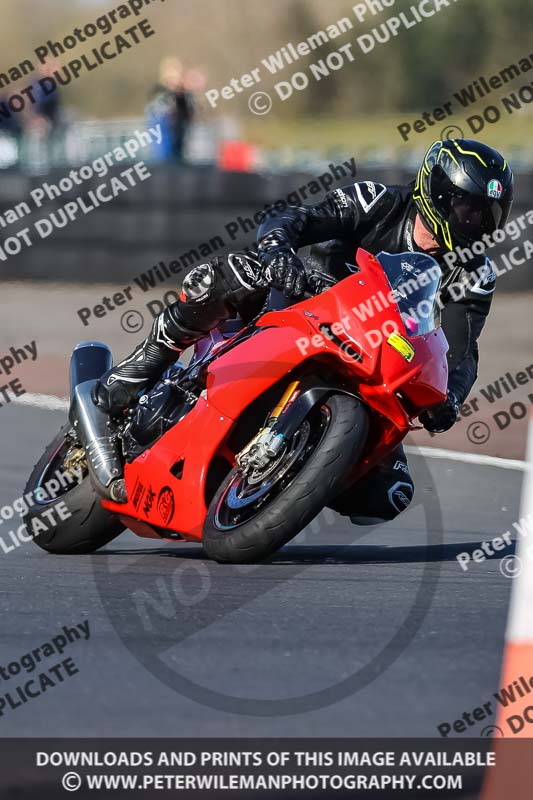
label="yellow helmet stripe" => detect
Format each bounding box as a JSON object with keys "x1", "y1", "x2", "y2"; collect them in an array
[
  {"x1": 413, "y1": 168, "x2": 454, "y2": 250},
  {"x1": 415, "y1": 190, "x2": 440, "y2": 235},
  {"x1": 441, "y1": 221, "x2": 453, "y2": 250},
  {"x1": 453, "y1": 141, "x2": 488, "y2": 167},
  {"x1": 438, "y1": 147, "x2": 460, "y2": 168}
]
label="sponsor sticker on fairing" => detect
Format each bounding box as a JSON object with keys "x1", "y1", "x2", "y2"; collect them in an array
[{"x1": 386, "y1": 332, "x2": 415, "y2": 363}]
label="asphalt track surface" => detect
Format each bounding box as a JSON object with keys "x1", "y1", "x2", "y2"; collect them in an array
[{"x1": 0, "y1": 404, "x2": 521, "y2": 738}]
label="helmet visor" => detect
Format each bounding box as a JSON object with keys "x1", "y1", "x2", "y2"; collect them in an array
[{"x1": 431, "y1": 171, "x2": 504, "y2": 245}]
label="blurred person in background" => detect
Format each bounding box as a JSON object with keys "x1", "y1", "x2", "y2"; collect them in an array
[
  {"x1": 0, "y1": 97, "x2": 24, "y2": 169},
  {"x1": 0, "y1": 95, "x2": 24, "y2": 142},
  {"x1": 33, "y1": 61, "x2": 63, "y2": 132},
  {"x1": 183, "y1": 67, "x2": 208, "y2": 116},
  {"x1": 146, "y1": 57, "x2": 195, "y2": 163},
  {"x1": 29, "y1": 60, "x2": 65, "y2": 166}
]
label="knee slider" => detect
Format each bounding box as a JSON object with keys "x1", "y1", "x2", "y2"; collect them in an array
[{"x1": 386, "y1": 480, "x2": 414, "y2": 519}]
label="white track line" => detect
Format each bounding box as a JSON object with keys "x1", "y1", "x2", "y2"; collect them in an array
[
  {"x1": 13, "y1": 392, "x2": 528, "y2": 472},
  {"x1": 404, "y1": 445, "x2": 528, "y2": 472},
  {"x1": 14, "y1": 392, "x2": 69, "y2": 412}
]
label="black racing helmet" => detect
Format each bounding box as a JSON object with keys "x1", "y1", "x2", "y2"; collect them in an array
[{"x1": 413, "y1": 139, "x2": 513, "y2": 251}]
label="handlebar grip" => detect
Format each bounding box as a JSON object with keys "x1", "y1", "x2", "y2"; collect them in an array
[
  {"x1": 268, "y1": 289, "x2": 293, "y2": 311},
  {"x1": 266, "y1": 273, "x2": 335, "y2": 310}
]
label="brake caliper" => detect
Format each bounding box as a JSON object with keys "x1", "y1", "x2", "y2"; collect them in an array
[
  {"x1": 237, "y1": 428, "x2": 286, "y2": 474},
  {"x1": 236, "y1": 381, "x2": 301, "y2": 475}
]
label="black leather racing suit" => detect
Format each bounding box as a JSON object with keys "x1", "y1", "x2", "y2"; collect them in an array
[{"x1": 96, "y1": 180, "x2": 495, "y2": 523}]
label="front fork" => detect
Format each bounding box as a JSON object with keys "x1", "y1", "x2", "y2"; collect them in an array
[
  {"x1": 236, "y1": 381, "x2": 301, "y2": 473},
  {"x1": 236, "y1": 381, "x2": 358, "y2": 475}
]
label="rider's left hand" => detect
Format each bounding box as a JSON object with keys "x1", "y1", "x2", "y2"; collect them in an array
[
  {"x1": 260, "y1": 247, "x2": 307, "y2": 299},
  {"x1": 419, "y1": 392, "x2": 460, "y2": 433}
]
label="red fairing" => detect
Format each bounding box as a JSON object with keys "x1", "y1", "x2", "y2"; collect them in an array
[{"x1": 102, "y1": 248, "x2": 448, "y2": 542}]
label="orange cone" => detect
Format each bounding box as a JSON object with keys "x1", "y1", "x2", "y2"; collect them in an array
[{"x1": 482, "y1": 411, "x2": 533, "y2": 798}]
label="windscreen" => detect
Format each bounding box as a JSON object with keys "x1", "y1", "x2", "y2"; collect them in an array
[{"x1": 376, "y1": 251, "x2": 442, "y2": 337}]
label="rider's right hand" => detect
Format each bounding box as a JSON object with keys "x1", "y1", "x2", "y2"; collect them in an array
[{"x1": 259, "y1": 247, "x2": 307, "y2": 299}]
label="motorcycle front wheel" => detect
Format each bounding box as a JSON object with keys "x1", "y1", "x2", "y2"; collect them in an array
[{"x1": 202, "y1": 393, "x2": 368, "y2": 564}]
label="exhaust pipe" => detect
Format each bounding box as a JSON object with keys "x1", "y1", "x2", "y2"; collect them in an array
[
  {"x1": 68, "y1": 343, "x2": 127, "y2": 503},
  {"x1": 69, "y1": 341, "x2": 113, "y2": 397}
]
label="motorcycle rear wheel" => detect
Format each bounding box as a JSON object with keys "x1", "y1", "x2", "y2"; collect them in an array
[{"x1": 24, "y1": 424, "x2": 124, "y2": 554}]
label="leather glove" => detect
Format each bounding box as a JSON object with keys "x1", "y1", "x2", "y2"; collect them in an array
[
  {"x1": 419, "y1": 392, "x2": 461, "y2": 433},
  {"x1": 259, "y1": 246, "x2": 307, "y2": 299}
]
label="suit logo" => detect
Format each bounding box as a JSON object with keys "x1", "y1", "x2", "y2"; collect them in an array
[
  {"x1": 354, "y1": 181, "x2": 387, "y2": 214},
  {"x1": 471, "y1": 260, "x2": 496, "y2": 295},
  {"x1": 333, "y1": 188, "x2": 349, "y2": 208}
]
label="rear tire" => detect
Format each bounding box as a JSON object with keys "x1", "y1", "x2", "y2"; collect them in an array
[
  {"x1": 203, "y1": 394, "x2": 368, "y2": 564},
  {"x1": 24, "y1": 424, "x2": 125, "y2": 554}
]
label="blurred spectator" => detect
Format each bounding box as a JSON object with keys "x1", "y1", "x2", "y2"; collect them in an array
[
  {"x1": 29, "y1": 60, "x2": 66, "y2": 166},
  {"x1": 147, "y1": 57, "x2": 195, "y2": 164},
  {"x1": 0, "y1": 93, "x2": 24, "y2": 168},
  {"x1": 184, "y1": 67, "x2": 208, "y2": 113},
  {"x1": 0, "y1": 96, "x2": 24, "y2": 141},
  {"x1": 33, "y1": 60, "x2": 63, "y2": 133}
]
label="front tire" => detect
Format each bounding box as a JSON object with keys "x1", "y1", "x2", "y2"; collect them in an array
[
  {"x1": 203, "y1": 394, "x2": 368, "y2": 563},
  {"x1": 24, "y1": 424, "x2": 124, "y2": 554}
]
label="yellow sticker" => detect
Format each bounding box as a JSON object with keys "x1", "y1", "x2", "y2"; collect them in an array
[{"x1": 387, "y1": 332, "x2": 415, "y2": 363}]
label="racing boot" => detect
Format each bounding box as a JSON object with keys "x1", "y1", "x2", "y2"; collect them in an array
[
  {"x1": 88, "y1": 260, "x2": 246, "y2": 500},
  {"x1": 94, "y1": 261, "x2": 235, "y2": 415},
  {"x1": 94, "y1": 253, "x2": 266, "y2": 417},
  {"x1": 74, "y1": 312, "x2": 202, "y2": 504}
]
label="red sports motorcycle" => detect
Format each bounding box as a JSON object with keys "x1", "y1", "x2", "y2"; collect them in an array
[{"x1": 24, "y1": 249, "x2": 448, "y2": 563}]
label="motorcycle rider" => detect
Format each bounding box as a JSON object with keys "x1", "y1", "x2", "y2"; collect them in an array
[{"x1": 93, "y1": 138, "x2": 513, "y2": 522}]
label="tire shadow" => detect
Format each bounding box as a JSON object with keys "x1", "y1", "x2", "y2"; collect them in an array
[{"x1": 96, "y1": 538, "x2": 515, "y2": 565}]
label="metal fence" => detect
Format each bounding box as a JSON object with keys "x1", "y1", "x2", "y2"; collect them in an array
[{"x1": 0, "y1": 117, "x2": 223, "y2": 174}]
